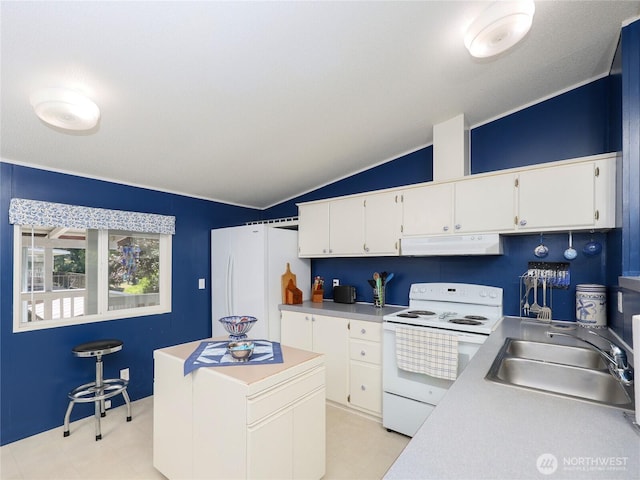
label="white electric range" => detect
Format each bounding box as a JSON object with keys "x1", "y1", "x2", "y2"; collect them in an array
[{"x1": 382, "y1": 282, "x2": 503, "y2": 437}]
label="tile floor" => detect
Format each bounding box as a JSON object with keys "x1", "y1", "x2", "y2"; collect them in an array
[{"x1": 0, "y1": 397, "x2": 409, "y2": 480}]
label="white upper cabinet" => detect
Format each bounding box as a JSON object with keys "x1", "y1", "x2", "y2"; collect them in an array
[
  {"x1": 516, "y1": 156, "x2": 616, "y2": 231},
  {"x1": 329, "y1": 196, "x2": 365, "y2": 256},
  {"x1": 298, "y1": 202, "x2": 330, "y2": 256},
  {"x1": 298, "y1": 153, "x2": 617, "y2": 258},
  {"x1": 402, "y1": 174, "x2": 515, "y2": 236},
  {"x1": 402, "y1": 182, "x2": 454, "y2": 236},
  {"x1": 298, "y1": 190, "x2": 402, "y2": 257},
  {"x1": 363, "y1": 191, "x2": 402, "y2": 255},
  {"x1": 454, "y1": 173, "x2": 517, "y2": 233}
]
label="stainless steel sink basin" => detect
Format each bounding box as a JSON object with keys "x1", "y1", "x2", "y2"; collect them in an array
[
  {"x1": 486, "y1": 338, "x2": 634, "y2": 410},
  {"x1": 504, "y1": 338, "x2": 608, "y2": 370}
]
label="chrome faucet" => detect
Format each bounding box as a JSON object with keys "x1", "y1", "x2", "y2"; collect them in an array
[{"x1": 546, "y1": 329, "x2": 634, "y2": 386}]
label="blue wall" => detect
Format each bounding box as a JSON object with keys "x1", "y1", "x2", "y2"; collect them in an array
[{"x1": 0, "y1": 163, "x2": 260, "y2": 445}]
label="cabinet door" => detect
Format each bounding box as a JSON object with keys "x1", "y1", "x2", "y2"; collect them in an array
[
  {"x1": 293, "y1": 389, "x2": 326, "y2": 479},
  {"x1": 402, "y1": 183, "x2": 454, "y2": 235},
  {"x1": 153, "y1": 352, "x2": 194, "y2": 479},
  {"x1": 247, "y1": 408, "x2": 293, "y2": 479},
  {"x1": 280, "y1": 311, "x2": 313, "y2": 351},
  {"x1": 518, "y1": 162, "x2": 598, "y2": 231},
  {"x1": 329, "y1": 197, "x2": 364, "y2": 256},
  {"x1": 454, "y1": 173, "x2": 516, "y2": 233},
  {"x1": 312, "y1": 314, "x2": 349, "y2": 405},
  {"x1": 364, "y1": 191, "x2": 402, "y2": 255},
  {"x1": 298, "y1": 202, "x2": 330, "y2": 256},
  {"x1": 349, "y1": 362, "x2": 382, "y2": 414},
  {"x1": 593, "y1": 157, "x2": 616, "y2": 228}
]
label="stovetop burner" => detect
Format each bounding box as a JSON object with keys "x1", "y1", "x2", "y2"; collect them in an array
[
  {"x1": 449, "y1": 318, "x2": 483, "y2": 325},
  {"x1": 464, "y1": 315, "x2": 488, "y2": 321},
  {"x1": 397, "y1": 313, "x2": 420, "y2": 318},
  {"x1": 408, "y1": 310, "x2": 436, "y2": 316}
]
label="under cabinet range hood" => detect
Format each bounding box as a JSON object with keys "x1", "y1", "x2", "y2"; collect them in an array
[{"x1": 400, "y1": 234, "x2": 504, "y2": 256}]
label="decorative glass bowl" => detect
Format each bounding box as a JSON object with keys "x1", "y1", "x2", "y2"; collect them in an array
[
  {"x1": 219, "y1": 316, "x2": 257, "y2": 340},
  {"x1": 227, "y1": 341, "x2": 255, "y2": 361}
]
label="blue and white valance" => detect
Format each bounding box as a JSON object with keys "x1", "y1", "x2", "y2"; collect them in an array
[{"x1": 9, "y1": 198, "x2": 175, "y2": 235}]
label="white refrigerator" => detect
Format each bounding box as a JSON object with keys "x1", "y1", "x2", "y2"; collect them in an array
[{"x1": 211, "y1": 224, "x2": 310, "y2": 341}]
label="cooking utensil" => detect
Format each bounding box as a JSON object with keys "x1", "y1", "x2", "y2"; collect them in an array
[
  {"x1": 537, "y1": 277, "x2": 552, "y2": 322},
  {"x1": 583, "y1": 231, "x2": 602, "y2": 256},
  {"x1": 522, "y1": 276, "x2": 535, "y2": 316},
  {"x1": 529, "y1": 275, "x2": 541, "y2": 313},
  {"x1": 534, "y1": 233, "x2": 549, "y2": 258},
  {"x1": 563, "y1": 232, "x2": 577, "y2": 260}
]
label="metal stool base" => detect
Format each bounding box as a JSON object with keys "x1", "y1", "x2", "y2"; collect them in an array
[{"x1": 63, "y1": 340, "x2": 132, "y2": 441}]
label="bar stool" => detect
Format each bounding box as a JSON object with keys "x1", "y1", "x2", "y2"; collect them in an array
[{"x1": 63, "y1": 339, "x2": 132, "y2": 441}]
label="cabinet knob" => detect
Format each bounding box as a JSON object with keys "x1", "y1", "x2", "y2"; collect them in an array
[
  {"x1": 443, "y1": 226, "x2": 449, "y2": 232},
  {"x1": 519, "y1": 219, "x2": 527, "y2": 226},
  {"x1": 360, "y1": 350, "x2": 366, "y2": 356},
  {"x1": 361, "y1": 328, "x2": 366, "y2": 334},
  {"x1": 361, "y1": 385, "x2": 366, "y2": 391},
  {"x1": 455, "y1": 224, "x2": 461, "y2": 230}
]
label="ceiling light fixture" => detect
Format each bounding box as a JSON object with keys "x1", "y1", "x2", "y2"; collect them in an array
[
  {"x1": 464, "y1": 1, "x2": 535, "y2": 58},
  {"x1": 30, "y1": 88, "x2": 100, "y2": 131}
]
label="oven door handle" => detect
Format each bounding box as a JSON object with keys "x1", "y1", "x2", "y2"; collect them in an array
[{"x1": 383, "y1": 321, "x2": 488, "y2": 344}]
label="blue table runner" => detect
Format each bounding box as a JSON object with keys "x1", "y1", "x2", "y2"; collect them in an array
[{"x1": 184, "y1": 339, "x2": 283, "y2": 376}]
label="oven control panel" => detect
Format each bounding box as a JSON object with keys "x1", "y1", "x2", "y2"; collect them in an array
[{"x1": 409, "y1": 283, "x2": 502, "y2": 306}]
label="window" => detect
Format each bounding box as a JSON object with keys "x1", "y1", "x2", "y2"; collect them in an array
[{"x1": 10, "y1": 199, "x2": 174, "y2": 332}]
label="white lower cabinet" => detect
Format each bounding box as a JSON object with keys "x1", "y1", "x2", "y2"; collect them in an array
[
  {"x1": 281, "y1": 311, "x2": 350, "y2": 405},
  {"x1": 247, "y1": 388, "x2": 325, "y2": 479},
  {"x1": 280, "y1": 311, "x2": 384, "y2": 417},
  {"x1": 348, "y1": 320, "x2": 382, "y2": 416},
  {"x1": 153, "y1": 340, "x2": 326, "y2": 480}
]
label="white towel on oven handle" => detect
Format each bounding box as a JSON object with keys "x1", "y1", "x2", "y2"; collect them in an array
[{"x1": 395, "y1": 326, "x2": 459, "y2": 381}]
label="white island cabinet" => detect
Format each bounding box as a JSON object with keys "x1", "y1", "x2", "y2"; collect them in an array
[{"x1": 153, "y1": 339, "x2": 326, "y2": 480}]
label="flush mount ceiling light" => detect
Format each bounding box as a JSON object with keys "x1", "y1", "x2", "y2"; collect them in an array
[
  {"x1": 464, "y1": 1, "x2": 535, "y2": 58},
  {"x1": 30, "y1": 88, "x2": 100, "y2": 131}
]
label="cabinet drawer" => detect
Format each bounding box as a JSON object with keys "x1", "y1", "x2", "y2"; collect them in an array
[
  {"x1": 247, "y1": 366, "x2": 324, "y2": 425},
  {"x1": 349, "y1": 362, "x2": 382, "y2": 414},
  {"x1": 349, "y1": 340, "x2": 381, "y2": 365},
  {"x1": 349, "y1": 320, "x2": 381, "y2": 342}
]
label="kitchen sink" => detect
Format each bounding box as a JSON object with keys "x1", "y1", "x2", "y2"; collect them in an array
[
  {"x1": 504, "y1": 338, "x2": 608, "y2": 370},
  {"x1": 486, "y1": 338, "x2": 634, "y2": 410}
]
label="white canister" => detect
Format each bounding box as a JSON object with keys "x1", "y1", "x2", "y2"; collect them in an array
[{"x1": 575, "y1": 284, "x2": 607, "y2": 328}]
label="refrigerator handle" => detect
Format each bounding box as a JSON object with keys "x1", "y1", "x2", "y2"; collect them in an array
[{"x1": 226, "y1": 255, "x2": 234, "y2": 315}]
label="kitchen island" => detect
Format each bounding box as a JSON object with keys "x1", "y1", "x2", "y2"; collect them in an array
[
  {"x1": 153, "y1": 338, "x2": 325, "y2": 480},
  {"x1": 384, "y1": 317, "x2": 639, "y2": 479}
]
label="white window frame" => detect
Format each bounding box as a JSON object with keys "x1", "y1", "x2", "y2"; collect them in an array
[{"x1": 13, "y1": 226, "x2": 172, "y2": 332}]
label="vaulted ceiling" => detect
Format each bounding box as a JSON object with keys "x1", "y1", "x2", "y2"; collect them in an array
[{"x1": 2, "y1": 1, "x2": 639, "y2": 208}]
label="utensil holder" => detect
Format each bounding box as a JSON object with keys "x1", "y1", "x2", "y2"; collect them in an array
[
  {"x1": 312, "y1": 289, "x2": 324, "y2": 303},
  {"x1": 373, "y1": 285, "x2": 385, "y2": 308}
]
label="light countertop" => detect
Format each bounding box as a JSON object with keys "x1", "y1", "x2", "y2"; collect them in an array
[
  {"x1": 154, "y1": 337, "x2": 323, "y2": 388},
  {"x1": 279, "y1": 300, "x2": 406, "y2": 323},
  {"x1": 384, "y1": 317, "x2": 640, "y2": 479}
]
